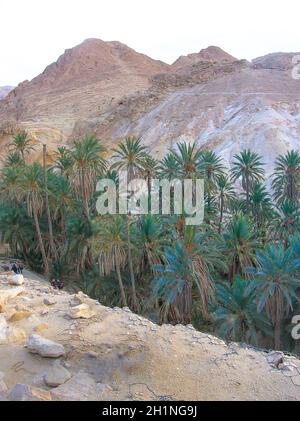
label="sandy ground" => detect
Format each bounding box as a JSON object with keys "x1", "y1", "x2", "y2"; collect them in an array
[{"x1": 0, "y1": 268, "x2": 300, "y2": 401}]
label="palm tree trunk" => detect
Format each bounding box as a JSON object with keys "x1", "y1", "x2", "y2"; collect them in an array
[
  {"x1": 246, "y1": 173, "x2": 250, "y2": 212},
  {"x1": 274, "y1": 318, "x2": 281, "y2": 350},
  {"x1": 218, "y1": 194, "x2": 224, "y2": 234},
  {"x1": 81, "y1": 167, "x2": 90, "y2": 218},
  {"x1": 32, "y1": 205, "x2": 50, "y2": 278},
  {"x1": 115, "y1": 255, "x2": 127, "y2": 307},
  {"x1": 127, "y1": 214, "x2": 138, "y2": 311},
  {"x1": 43, "y1": 145, "x2": 56, "y2": 260}
]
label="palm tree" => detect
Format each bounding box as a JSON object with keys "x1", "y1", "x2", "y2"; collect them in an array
[
  {"x1": 10, "y1": 132, "x2": 35, "y2": 162},
  {"x1": 43, "y1": 145, "x2": 56, "y2": 260},
  {"x1": 67, "y1": 215, "x2": 95, "y2": 274},
  {"x1": 231, "y1": 149, "x2": 265, "y2": 211},
  {"x1": 158, "y1": 153, "x2": 179, "y2": 180},
  {"x1": 48, "y1": 172, "x2": 76, "y2": 247},
  {"x1": 91, "y1": 216, "x2": 128, "y2": 306},
  {"x1": 133, "y1": 215, "x2": 169, "y2": 274},
  {"x1": 112, "y1": 136, "x2": 148, "y2": 181},
  {"x1": 53, "y1": 146, "x2": 74, "y2": 179},
  {"x1": 216, "y1": 174, "x2": 235, "y2": 233},
  {"x1": 71, "y1": 135, "x2": 107, "y2": 218},
  {"x1": 141, "y1": 155, "x2": 159, "y2": 208},
  {"x1": 272, "y1": 150, "x2": 300, "y2": 205},
  {"x1": 0, "y1": 166, "x2": 22, "y2": 203},
  {"x1": 153, "y1": 227, "x2": 219, "y2": 324},
  {"x1": 272, "y1": 200, "x2": 300, "y2": 247},
  {"x1": 112, "y1": 136, "x2": 148, "y2": 310},
  {"x1": 246, "y1": 244, "x2": 300, "y2": 349},
  {"x1": 198, "y1": 150, "x2": 225, "y2": 226},
  {"x1": 170, "y1": 141, "x2": 202, "y2": 179},
  {"x1": 224, "y1": 213, "x2": 259, "y2": 283},
  {"x1": 247, "y1": 182, "x2": 274, "y2": 229},
  {"x1": 198, "y1": 149, "x2": 225, "y2": 184},
  {"x1": 0, "y1": 204, "x2": 33, "y2": 259},
  {"x1": 4, "y1": 152, "x2": 24, "y2": 168},
  {"x1": 213, "y1": 277, "x2": 271, "y2": 344},
  {"x1": 21, "y1": 163, "x2": 49, "y2": 277}
]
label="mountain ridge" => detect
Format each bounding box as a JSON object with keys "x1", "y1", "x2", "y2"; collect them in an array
[{"x1": 0, "y1": 38, "x2": 299, "y2": 174}]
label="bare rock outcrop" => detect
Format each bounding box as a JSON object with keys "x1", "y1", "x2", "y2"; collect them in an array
[
  {"x1": 0, "y1": 264, "x2": 300, "y2": 401},
  {"x1": 0, "y1": 38, "x2": 299, "y2": 176}
]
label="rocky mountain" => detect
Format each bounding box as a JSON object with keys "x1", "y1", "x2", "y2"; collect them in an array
[
  {"x1": 0, "y1": 267, "x2": 300, "y2": 401},
  {"x1": 0, "y1": 39, "x2": 299, "y2": 175},
  {"x1": 0, "y1": 86, "x2": 14, "y2": 100}
]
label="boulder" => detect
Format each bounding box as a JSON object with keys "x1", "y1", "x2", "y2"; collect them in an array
[
  {"x1": 69, "y1": 291, "x2": 89, "y2": 307},
  {"x1": 7, "y1": 383, "x2": 52, "y2": 401},
  {"x1": 9, "y1": 274, "x2": 24, "y2": 286},
  {"x1": 44, "y1": 361, "x2": 72, "y2": 387},
  {"x1": 267, "y1": 351, "x2": 284, "y2": 368},
  {"x1": 27, "y1": 334, "x2": 65, "y2": 358},
  {"x1": 0, "y1": 315, "x2": 26, "y2": 344},
  {"x1": 0, "y1": 287, "x2": 24, "y2": 312},
  {"x1": 9, "y1": 310, "x2": 32, "y2": 322},
  {"x1": 51, "y1": 372, "x2": 106, "y2": 401},
  {"x1": 68, "y1": 303, "x2": 96, "y2": 319},
  {"x1": 43, "y1": 297, "x2": 57, "y2": 306}
]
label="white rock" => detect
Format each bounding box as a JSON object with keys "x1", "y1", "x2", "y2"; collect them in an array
[
  {"x1": 0, "y1": 315, "x2": 26, "y2": 344},
  {"x1": 0, "y1": 287, "x2": 24, "y2": 311},
  {"x1": 27, "y1": 334, "x2": 65, "y2": 358},
  {"x1": 9, "y1": 274, "x2": 24, "y2": 286},
  {"x1": 68, "y1": 304, "x2": 96, "y2": 319}
]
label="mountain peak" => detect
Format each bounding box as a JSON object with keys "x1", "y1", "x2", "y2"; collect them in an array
[{"x1": 172, "y1": 45, "x2": 237, "y2": 69}]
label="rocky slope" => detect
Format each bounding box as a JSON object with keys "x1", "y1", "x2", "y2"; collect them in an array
[
  {"x1": 0, "y1": 86, "x2": 14, "y2": 100},
  {"x1": 0, "y1": 39, "x2": 299, "y2": 175},
  {"x1": 0, "y1": 266, "x2": 300, "y2": 401}
]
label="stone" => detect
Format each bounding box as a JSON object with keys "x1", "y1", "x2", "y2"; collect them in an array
[
  {"x1": 7, "y1": 384, "x2": 52, "y2": 401},
  {"x1": 34, "y1": 323, "x2": 49, "y2": 333},
  {"x1": 43, "y1": 297, "x2": 57, "y2": 306},
  {"x1": 68, "y1": 303, "x2": 96, "y2": 319},
  {"x1": 0, "y1": 315, "x2": 26, "y2": 344},
  {"x1": 267, "y1": 351, "x2": 284, "y2": 368},
  {"x1": 44, "y1": 361, "x2": 72, "y2": 387},
  {"x1": 69, "y1": 291, "x2": 89, "y2": 307},
  {"x1": 9, "y1": 310, "x2": 32, "y2": 322},
  {"x1": 27, "y1": 334, "x2": 65, "y2": 358},
  {"x1": 51, "y1": 372, "x2": 104, "y2": 401},
  {"x1": 0, "y1": 287, "x2": 24, "y2": 312},
  {"x1": 9, "y1": 274, "x2": 24, "y2": 286}
]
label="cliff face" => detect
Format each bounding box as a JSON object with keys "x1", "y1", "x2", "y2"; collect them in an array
[
  {"x1": 0, "y1": 267, "x2": 300, "y2": 401},
  {"x1": 0, "y1": 39, "x2": 299, "y2": 175}
]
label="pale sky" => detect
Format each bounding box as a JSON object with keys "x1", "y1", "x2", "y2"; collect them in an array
[{"x1": 1, "y1": 0, "x2": 299, "y2": 86}]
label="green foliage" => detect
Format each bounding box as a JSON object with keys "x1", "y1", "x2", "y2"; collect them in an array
[{"x1": 1, "y1": 137, "x2": 300, "y2": 353}]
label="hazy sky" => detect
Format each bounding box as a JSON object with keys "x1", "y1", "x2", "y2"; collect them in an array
[{"x1": 1, "y1": 0, "x2": 299, "y2": 85}]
